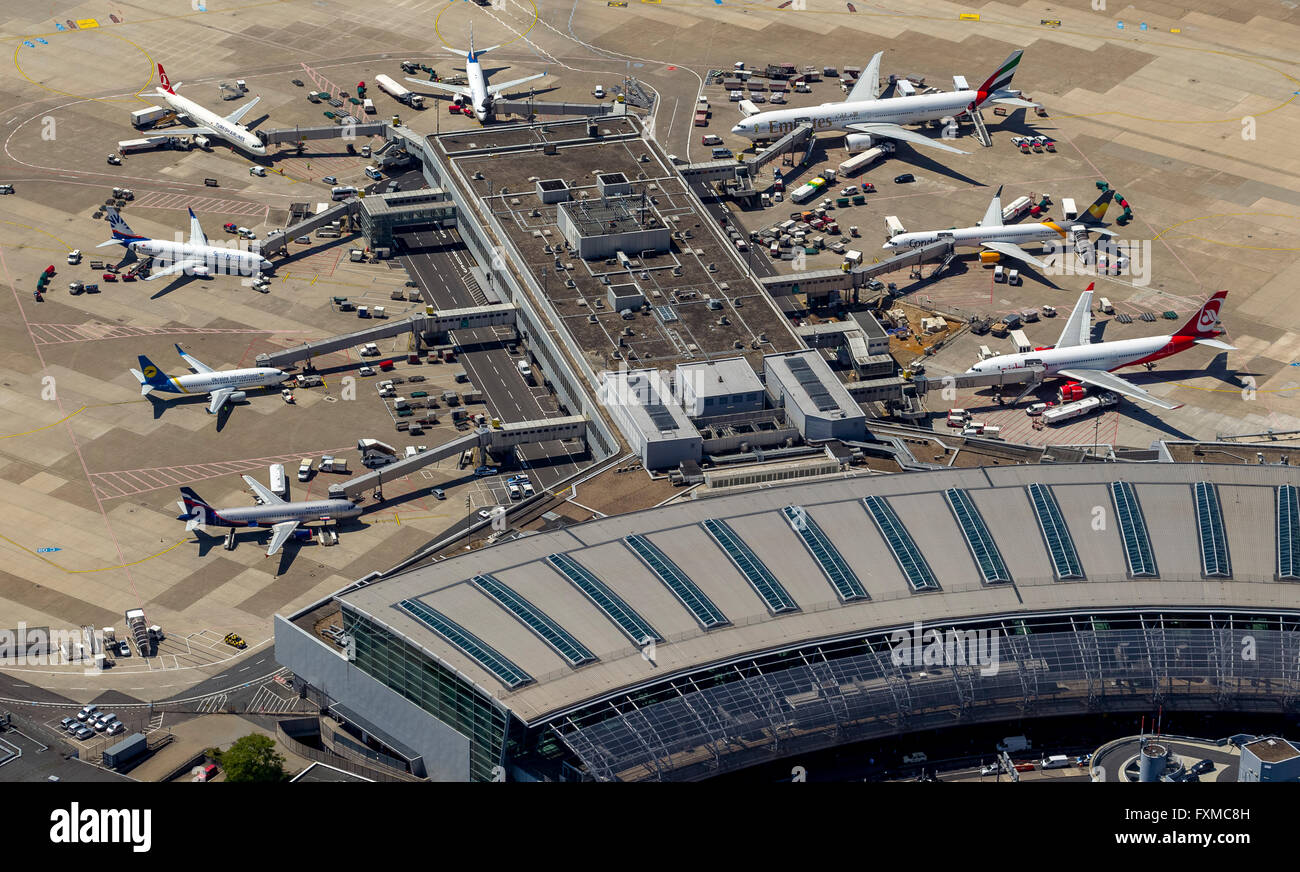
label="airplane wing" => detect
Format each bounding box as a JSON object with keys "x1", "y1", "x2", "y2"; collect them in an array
[
  {"x1": 487, "y1": 72, "x2": 546, "y2": 97},
  {"x1": 175, "y1": 343, "x2": 215, "y2": 374},
  {"x1": 187, "y1": 208, "x2": 208, "y2": 247},
  {"x1": 242, "y1": 473, "x2": 285, "y2": 506},
  {"x1": 1056, "y1": 369, "x2": 1184, "y2": 411},
  {"x1": 1195, "y1": 338, "x2": 1237, "y2": 351},
  {"x1": 223, "y1": 95, "x2": 261, "y2": 125},
  {"x1": 844, "y1": 122, "x2": 969, "y2": 155},
  {"x1": 143, "y1": 259, "x2": 204, "y2": 281},
  {"x1": 844, "y1": 52, "x2": 884, "y2": 102},
  {"x1": 980, "y1": 185, "x2": 1004, "y2": 228},
  {"x1": 1055, "y1": 285, "x2": 1094, "y2": 348},
  {"x1": 265, "y1": 520, "x2": 300, "y2": 557},
  {"x1": 405, "y1": 77, "x2": 472, "y2": 97},
  {"x1": 207, "y1": 387, "x2": 235, "y2": 415},
  {"x1": 980, "y1": 240, "x2": 1051, "y2": 270}
]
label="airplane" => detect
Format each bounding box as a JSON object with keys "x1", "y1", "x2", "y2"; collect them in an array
[
  {"x1": 966, "y1": 283, "x2": 1235, "y2": 411},
  {"x1": 730, "y1": 50, "x2": 1037, "y2": 155},
  {"x1": 150, "y1": 63, "x2": 267, "y2": 155},
  {"x1": 882, "y1": 187, "x2": 1117, "y2": 269},
  {"x1": 404, "y1": 25, "x2": 546, "y2": 122},
  {"x1": 98, "y1": 206, "x2": 272, "y2": 282},
  {"x1": 131, "y1": 344, "x2": 288, "y2": 415},
  {"x1": 177, "y1": 476, "x2": 362, "y2": 557}
]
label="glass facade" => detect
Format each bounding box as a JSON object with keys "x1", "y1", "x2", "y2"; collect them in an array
[{"x1": 344, "y1": 606, "x2": 511, "y2": 782}]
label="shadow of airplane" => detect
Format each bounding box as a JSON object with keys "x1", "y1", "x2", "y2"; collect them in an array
[{"x1": 889, "y1": 142, "x2": 985, "y2": 187}]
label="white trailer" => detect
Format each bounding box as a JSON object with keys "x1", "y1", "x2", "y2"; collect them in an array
[
  {"x1": 838, "y1": 144, "x2": 891, "y2": 176},
  {"x1": 130, "y1": 105, "x2": 169, "y2": 128},
  {"x1": 1062, "y1": 197, "x2": 1078, "y2": 220},
  {"x1": 375, "y1": 74, "x2": 420, "y2": 107},
  {"x1": 117, "y1": 137, "x2": 166, "y2": 154},
  {"x1": 1041, "y1": 393, "x2": 1117, "y2": 425},
  {"x1": 884, "y1": 215, "x2": 906, "y2": 238}
]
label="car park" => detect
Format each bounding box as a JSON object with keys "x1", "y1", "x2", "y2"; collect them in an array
[
  {"x1": 76, "y1": 704, "x2": 99, "y2": 722},
  {"x1": 60, "y1": 716, "x2": 77, "y2": 731},
  {"x1": 74, "y1": 725, "x2": 94, "y2": 740},
  {"x1": 105, "y1": 722, "x2": 125, "y2": 736}
]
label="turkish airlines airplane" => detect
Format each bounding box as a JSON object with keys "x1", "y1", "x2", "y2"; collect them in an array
[
  {"x1": 405, "y1": 26, "x2": 545, "y2": 122},
  {"x1": 883, "y1": 186, "x2": 1116, "y2": 268},
  {"x1": 730, "y1": 50, "x2": 1037, "y2": 155},
  {"x1": 98, "y1": 206, "x2": 272, "y2": 282},
  {"x1": 966, "y1": 284, "x2": 1235, "y2": 410},
  {"x1": 177, "y1": 476, "x2": 362, "y2": 557},
  {"x1": 152, "y1": 63, "x2": 266, "y2": 155},
  {"x1": 131, "y1": 344, "x2": 288, "y2": 415}
]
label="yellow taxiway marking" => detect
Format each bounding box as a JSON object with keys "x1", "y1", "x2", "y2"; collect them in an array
[
  {"x1": 0, "y1": 220, "x2": 72, "y2": 252},
  {"x1": 1152, "y1": 212, "x2": 1300, "y2": 252},
  {"x1": 0, "y1": 406, "x2": 86, "y2": 439},
  {"x1": 435, "y1": 0, "x2": 539, "y2": 52},
  {"x1": 0, "y1": 533, "x2": 189, "y2": 574}
]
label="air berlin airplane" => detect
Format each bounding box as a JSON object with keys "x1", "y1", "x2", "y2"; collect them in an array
[{"x1": 966, "y1": 284, "x2": 1234, "y2": 410}]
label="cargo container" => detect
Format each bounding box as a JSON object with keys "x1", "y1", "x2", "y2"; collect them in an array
[
  {"x1": 102, "y1": 733, "x2": 147, "y2": 770},
  {"x1": 841, "y1": 249, "x2": 863, "y2": 271},
  {"x1": 130, "y1": 105, "x2": 169, "y2": 128}
]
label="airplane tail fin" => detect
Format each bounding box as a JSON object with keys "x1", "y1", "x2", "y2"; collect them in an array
[
  {"x1": 135, "y1": 354, "x2": 175, "y2": 393},
  {"x1": 1175, "y1": 291, "x2": 1229, "y2": 339},
  {"x1": 100, "y1": 206, "x2": 149, "y2": 248},
  {"x1": 157, "y1": 63, "x2": 177, "y2": 95},
  {"x1": 975, "y1": 50, "x2": 1024, "y2": 106},
  {"x1": 177, "y1": 487, "x2": 232, "y2": 527}
]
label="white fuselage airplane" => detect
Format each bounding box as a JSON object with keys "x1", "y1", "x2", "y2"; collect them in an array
[
  {"x1": 883, "y1": 186, "x2": 1117, "y2": 269},
  {"x1": 405, "y1": 26, "x2": 545, "y2": 122},
  {"x1": 152, "y1": 63, "x2": 266, "y2": 155},
  {"x1": 966, "y1": 284, "x2": 1234, "y2": 411},
  {"x1": 131, "y1": 344, "x2": 287, "y2": 415},
  {"x1": 177, "y1": 476, "x2": 362, "y2": 556},
  {"x1": 731, "y1": 50, "x2": 1037, "y2": 155},
  {"x1": 99, "y1": 206, "x2": 272, "y2": 282}
]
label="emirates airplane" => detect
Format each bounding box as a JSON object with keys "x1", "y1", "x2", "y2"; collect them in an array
[
  {"x1": 730, "y1": 49, "x2": 1037, "y2": 155},
  {"x1": 966, "y1": 284, "x2": 1235, "y2": 410},
  {"x1": 151, "y1": 63, "x2": 266, "y2": 155}
]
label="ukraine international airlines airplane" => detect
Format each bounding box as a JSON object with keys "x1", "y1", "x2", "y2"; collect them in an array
[
  {"x1": 967, "y1": 284, "x2": 1235, "y2": 411},
  {"x1": 99, "y1": 206, "x2": 272, "y2": 282},
  {"x1": 131, "y1": 344, "x2": 287, "y2": 415},
  {"x1": 882, "y1": 187, "x2": 1117, "y2": 268},
  {"x1": 731, "y1": 50, "x2": 1037, "y2": 155},
  {"x1": 177, "y1": 476, "x2": 362, "y2": 557},
  {"x1": 151, "y1": 63, "x2": 266, "y2": 155},
  {"x1": 405, "y1": 26, "x2": 545, "y2": 122}
]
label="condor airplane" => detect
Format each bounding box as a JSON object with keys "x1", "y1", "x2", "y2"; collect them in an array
[
  {"x1": 177, "y1": 476, "x2": 362, "y2": 557},
  {"x1": 730, "y1": 50, "x2": 1036, "y2": 155},
  {"x1": 131, "y1": 344, "x2": 287, "y2": 415},
  {"x1": 883, "y1": 186, "x2": 1117, "y2": 268},
  {"x1": 150, "y1": 63, "x2": 266, "y2": 156},
  {"x1": 98, "y1": 206, "x2": 272, "y2": 282},
  {"x1": 405, "y1": 25, "x2": 545, "y2": 122},
  {"x1": 967, "y1": 284, "x2": 1235, "y2": 411}
]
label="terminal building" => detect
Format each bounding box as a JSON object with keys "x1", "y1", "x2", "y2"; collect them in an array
[
  {"x1": 598, "y1": 367, "x2": 702, "y2": 469},
  {"x1": 356, "y1": 189, "x2": 456, "y2": 248},
  {"x1": 763, "y1": 350, "x2": 867, "y2": 441},
  {"x1": 275, "y1": 463, "x2": 1300, "y2": 782},
  {"x1": 676, "y1": 358, "x2": 766, "y2": 418}
]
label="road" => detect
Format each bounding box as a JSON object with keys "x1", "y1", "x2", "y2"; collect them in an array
[{"x1": 396, "y1": 228, "x2": 587, "y2": 489}]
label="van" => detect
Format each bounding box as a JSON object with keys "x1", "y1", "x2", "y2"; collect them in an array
[
  {"x1": 297, "y1": 457, "x2": 313, "y2": 482},
  {"x1": 993, "y1": 264, "x2": 1006, "y2": 282},
  {"x1": 364, "y1": 165, "x2": 383, "y2": 181},
  {"x1": 508, "y1": 483, "x2": 521, "y2": 500},
  {"x1": 331, "y1": 185, "x2": 358, "y2": 200},
  {"x1": 1007, "y1": 268, "x2": 1021, "y2": 286},
  {"x1": 269, "y1": 463, "x2": 287, "y2": 498},
  {"x1": 518, "y1": 360, "x2": 532, "y2": 380},
  {"x1": 593, "y1": 84, "x2": 605, "y2": 99},
  {"x1": 701, "y1": 134, "x2": 722, "y2": 146},
  {"x1": 432, "y1": 487, "x2": 446, "y2": 500},
  {"x1": 1041, "y1": 754, "x2": 1073, "y2": 770},
  {"x1": 1026, "y1": 402, "x2": 1049, "y2": 416},
  {"x1": 711, "y1": 146, "x2": 732, "y2": 160},
  {"x1": 249, "y1": 165, "x2": 266, "y2": 177}
]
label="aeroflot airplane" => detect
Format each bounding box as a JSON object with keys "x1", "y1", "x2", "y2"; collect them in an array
[
  {"x1": 131, "y1": 344, "x2": 287, "y2": 415},
  {"x1": 731, "y1": 50, "x2": 1037, "y2": 155},
  {"x1": 405, "y1": 25, "x2": 545, "y2": 122},
  {"x1": 967, "y1": 284, "x2": 1235, "y2": 410},
  {"x1": 883, "y1": 187, "x2": 1117, "y2": 268},
  {"x1": 177, "y1": 476, "x2": 362, "y2": 557},
  {"x1": 151, "y1": 63, "x2": 266, "y2": 155}
]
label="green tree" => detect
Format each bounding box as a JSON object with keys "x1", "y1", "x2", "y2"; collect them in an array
[{"x1": 221, "y1": 734, "x2": 286, "y2": 782}]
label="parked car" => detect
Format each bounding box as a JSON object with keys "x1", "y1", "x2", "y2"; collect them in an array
[
  {"x1": 105, "y1": 722, "x2": 125, "y2": 736},
  {"x1": 76, "y1": 704, "x2": 99, "y2": 722},
  {"x1": 60, "y1": 716, "x2": 77, "y2": 731},
  {"x1": 1190, "y1": 758, "x2": 1215, "y2": 776},
  {"x1": 74, "y1": 725, "x2": 94, "y2": 740},
  {"x1": 117, "y1": 640, "x2": 130, "y2": 657},
  {"x1": 474, "y1": 466, "x2": 499, "y2": 477},
  {"x1": 322, "y1": 176, "x2": 338, "y2": 185},
  {"x1": 432, "y1": 487, "x2": 446, "y2": 500},
  {"x1": 894, "y1": 173, "x2": 915, "y2": 184}
]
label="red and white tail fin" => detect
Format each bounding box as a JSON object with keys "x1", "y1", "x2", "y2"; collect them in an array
[
  {"x1": 1175, "y1": 290, "x2": 1229, "y2": 338},
  {"x1": 157, "y1": 63, "x2": 176, "y2": 95}
]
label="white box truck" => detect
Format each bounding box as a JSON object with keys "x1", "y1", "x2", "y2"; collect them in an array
[
  {"x1": 1009, "y1": 328, "x2": 1032, "y2": 353},
  {"x1": 130, "y1": 106, "x2": 169, "y2": 128},
  {"x1": 1062, "y1": 197, "x2": 1078, "y2": 220},
  {"x1": 268, "y1": 463, "x2": 287, "y2": 498},
  {"x1": 884, "y1": 215, "x2": 906, "y2": 238},
  {"x1": 363, "y1": 97, "x2": 376, "y2": 114},
  {"x1": 837, "y1": 145, "x2": 891, "y2": 176}
]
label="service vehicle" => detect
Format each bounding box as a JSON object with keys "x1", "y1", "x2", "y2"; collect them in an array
[{"x1": 224, "y1": 633, "x2": 247, "y2": 649}]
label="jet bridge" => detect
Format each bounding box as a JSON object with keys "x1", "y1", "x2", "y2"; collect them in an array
[
  {"x1": 262, "y1": 199, "x2": 358, "y2": 257},
  {"x1": 328, "y1": 416, "x2": 587, "y2": 500},
  {"x1": 254, "y1": 304, "x2": 517, "y2": 369},
  {"x1": 910, "y1": 364, "x2": 1047, "y2": 396},
  {"x1": 758, "y1": 240, "x2": 955, "y2": 298},
  {"x1": 743, "y1": 121, "x2": 815, "y2": 175}
]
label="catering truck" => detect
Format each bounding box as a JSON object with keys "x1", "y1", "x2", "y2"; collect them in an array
[
  {"x1": 375, "y1": 74, "x2": 424, "y2": 108},
  {"x1": 837, "y1": 142, "x2": 894, "y2": 176}
]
